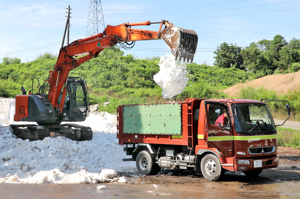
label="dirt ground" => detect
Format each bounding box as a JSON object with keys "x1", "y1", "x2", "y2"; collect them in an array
[
  {"x1": 224, "y1": 71, "x2": 300, "y2": 97},
  {"x1": 1, "y1": 146, "x2": 300, "y2": 199}
]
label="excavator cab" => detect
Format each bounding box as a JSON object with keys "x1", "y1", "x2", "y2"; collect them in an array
[{"x1": 61, "y1": 77, "x2": 89, "y2": 122}]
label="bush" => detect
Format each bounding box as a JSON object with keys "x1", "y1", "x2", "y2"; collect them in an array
[
  {"x1": 239, "y1": 86, "x2": 277, "y2": 101},
  {"x1": 277, "y1": 127, "x2": 300, "y2": 148},
  {"x1": 291, "y1": 62, "x2": 300, "y2": 72}
]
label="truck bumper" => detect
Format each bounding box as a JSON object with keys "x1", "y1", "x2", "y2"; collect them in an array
[{"x1": 234, "y1": 155, "x2": 279, "y2": 171}]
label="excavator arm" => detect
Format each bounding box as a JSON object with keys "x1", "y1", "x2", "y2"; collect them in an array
[
  {"x1": 47, "y1": 20, "x2": 198, "y2": 115},
  {"x1": 12, "y1": 20, "x2": 197, "y2": 141}
]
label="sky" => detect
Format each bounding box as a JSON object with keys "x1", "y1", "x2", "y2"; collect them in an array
[{"x1": 1, "y1": 0, "x2": 300, "y2": 65}]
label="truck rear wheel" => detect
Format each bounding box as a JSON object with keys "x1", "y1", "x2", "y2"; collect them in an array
[
  {"x1": 136, "y1": 150, "x2": 160, "y2": 175},
  {"x1": 201, "y1": 154, "x2": 223, "y2": 181}
]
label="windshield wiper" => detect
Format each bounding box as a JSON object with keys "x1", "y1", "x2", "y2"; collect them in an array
[
  {"x1": 248, "y1": 120, "x2": 268, "y2": 135},
  {"x1": 248, "y1": 124, "x2": 259, "y2": 135}
]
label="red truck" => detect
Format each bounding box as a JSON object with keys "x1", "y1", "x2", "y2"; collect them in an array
[{"x1": 117, "y1": 98, "x2": 290, "y2": 181}]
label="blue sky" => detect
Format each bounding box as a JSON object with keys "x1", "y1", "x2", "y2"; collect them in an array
[{"x1": 1, "y1": 0, "x2": 300, "y2": 65}]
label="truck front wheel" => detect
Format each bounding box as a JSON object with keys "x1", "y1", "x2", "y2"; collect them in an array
[
  {"x1": 136, "y1": 150, "x2": 160, "y2": 175},
  {"x1": 201, "y1": 154, "x2": 223, "y2": 181}
]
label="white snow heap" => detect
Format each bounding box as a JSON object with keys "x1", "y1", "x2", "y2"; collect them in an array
[
  {"x1": 0, "y1": 112, "x2": 136, "y2": 184},
  {"x1": 153, "y1": 54, "x2": 188, "y2": 99},
  {"x1": 0, "y1": 98, "x2": 15, "y2": 126}
]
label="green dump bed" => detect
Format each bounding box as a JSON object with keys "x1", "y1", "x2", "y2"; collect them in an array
[
  {"x1": 117, "y1": 99, "x2": 200, "y2": 147},
  {"x1": 122, "y1": 103, "x2": 182, "y2": 135}
]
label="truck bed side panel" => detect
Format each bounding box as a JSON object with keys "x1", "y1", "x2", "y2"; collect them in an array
[
  {"x1": 117, "y1": 103, "x2": 188, "y2": 146},
  {"x1": 123, "y1": 104, "x2": 181, "y2": 135}
]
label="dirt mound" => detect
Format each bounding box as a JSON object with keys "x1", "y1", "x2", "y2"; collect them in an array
[{"x1": 224, "y1": 71, "x2": 300, "y2": 97}]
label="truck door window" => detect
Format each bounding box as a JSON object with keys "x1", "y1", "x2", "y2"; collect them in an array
[{"x1": 207, "y1": 104, "x2": 229, "y2": 128}]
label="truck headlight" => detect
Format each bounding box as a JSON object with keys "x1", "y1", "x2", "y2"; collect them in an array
[{"x1": 237, "y1": 160, "x2": 250, "y2": 165}]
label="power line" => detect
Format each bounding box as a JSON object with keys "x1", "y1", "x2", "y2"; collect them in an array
[
  {"x1": 105, "y1": 6, "x2": 300, "y2": 21},
  {"x1": 0, "y1": 42, "x2": 60, "y2": 55},
  {"x1": 102, "y1": 0, "x2": 300, "y2": 16},
  {"x1": 0, "y1": 14, "x2": 65, "y2": 36},
  {"x1": 180, "y1": 7, "x2": 300, "y2": 20},
  {"x1": 104, "y1": 0, "x2": 252, "y2": 11}
]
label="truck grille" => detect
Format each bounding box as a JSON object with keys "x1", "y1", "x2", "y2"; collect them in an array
[{"x1": 248, "y1": 146, "x2": 275, "y2": 154}]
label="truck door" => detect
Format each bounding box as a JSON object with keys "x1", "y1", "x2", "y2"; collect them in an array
[{"x1": 205, "y1": 102, "x2": 233, "y2": 157}]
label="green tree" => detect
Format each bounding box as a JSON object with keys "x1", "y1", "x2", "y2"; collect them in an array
[
  {"x1": 241, "y1": 42, "x2": 261, "y2": 72},
  {"x1": 278, "y1": 46, "x2": 300, "y2": 73},
  {"x1": 270, "y1": 35, "x2": 287, "y2": 70},
  {"x1": 258, "y1": 39, "x2": 272, "y2": 51},
  {"x1": 287, "y1": 38, "x2": 300, "y2": 50},
  {"x1": 2, "y1": 57, "x2": 21, "y2": 65},
  {"x1": 214, "y1": 42, "x2": 244, "y2": 70}
]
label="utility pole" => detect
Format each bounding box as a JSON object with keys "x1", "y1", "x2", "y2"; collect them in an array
[
  {"x1": 61, "y1": 5, "x2": 71, "y2": 49},
  {"x1": 67, "y1": 5, "x2": 71, "y2": 45},
  {"x1": 86, "y1": 0, "x2": 105, "y2": 37}
]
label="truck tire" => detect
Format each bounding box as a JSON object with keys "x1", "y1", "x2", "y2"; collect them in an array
[
  {"x1": 201, "y1": 154, "x2": 223, "y2": 181},
  {"x1": 136, "y1": 150, "x2": 160, "y2": 175},
  {"x1": 243, "y1": 169, "x2": 263, "y2": 177}
]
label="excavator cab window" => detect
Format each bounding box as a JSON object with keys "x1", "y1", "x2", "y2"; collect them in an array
[{"x1": 63, "y1": 77, "x2": 89, "y2": 121}]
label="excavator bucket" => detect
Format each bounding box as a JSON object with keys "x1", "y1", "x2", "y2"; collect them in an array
[{"x1": 160, "y1": 24, "x2": 198, "y2": 63}]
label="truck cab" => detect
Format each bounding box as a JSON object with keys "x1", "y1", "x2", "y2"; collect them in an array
[{"x1": 196, "y1": 99, "x2": 279, "y2": 180}]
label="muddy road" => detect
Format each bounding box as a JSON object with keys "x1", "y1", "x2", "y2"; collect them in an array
[{"x1": 1, "y1": 146, "x2": 300, "y2": 199}]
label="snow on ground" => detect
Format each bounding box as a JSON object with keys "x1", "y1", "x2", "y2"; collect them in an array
[
  {"x1": 0, "y1": 112, "x2": 136, "y2": 184},
  {"x1": 154, "y1": 54, "x2": 188, "y2": 99}
]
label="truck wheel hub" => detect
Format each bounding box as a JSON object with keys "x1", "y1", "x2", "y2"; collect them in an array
[
  {"x1": 205, "y1": 159, "x2": 216, "y2": 176},
  {"x1": 140, "y1": 157, "x2": 148, "y2": 170}
]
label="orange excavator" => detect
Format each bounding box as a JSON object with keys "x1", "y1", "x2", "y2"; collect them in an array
[{"x1": 11, "y1": 20, "x2": 198, "y2": 141}]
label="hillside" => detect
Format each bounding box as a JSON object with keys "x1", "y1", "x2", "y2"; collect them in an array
[{"x1": 224, "y1": 71, "x2": 300, "y2": 97}]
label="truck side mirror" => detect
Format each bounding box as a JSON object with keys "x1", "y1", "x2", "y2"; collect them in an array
[
  {"x1": 285, "y1": 104, "x2": 291, "y2": 116},
  {"x1": 276, "y1": 103, "x2": 291, "y2": 127}
]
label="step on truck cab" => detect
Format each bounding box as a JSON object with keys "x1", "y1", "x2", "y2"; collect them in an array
[{"x1": 117, "y1": 98, "x2": 290, "y2": 181}]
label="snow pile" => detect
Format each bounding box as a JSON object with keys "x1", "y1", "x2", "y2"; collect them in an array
[
  {"x1": 0, "y1": 113, "x2": 136, "y2": 184},
  {"x1": 0, "y1": 98, "x2": 15, "y2": 126},
  {"x1": 154, "y1": 54, "x2": 188, "y2": 99}
]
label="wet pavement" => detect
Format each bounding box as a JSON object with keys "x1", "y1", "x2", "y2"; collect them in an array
[
  {"x1": 1, "y1": 167, "x2": 299, "y2": 199},
  {"x1": 1, "y1": 146, "x2": 300, "y2": 199}
]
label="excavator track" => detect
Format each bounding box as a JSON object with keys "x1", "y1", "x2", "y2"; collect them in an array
[{"x1": 10, "y1": 124, "x2": 93, "y2": 141}]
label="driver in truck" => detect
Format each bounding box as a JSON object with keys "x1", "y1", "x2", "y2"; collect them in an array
[{"x1": 215, "y1": 110, "x2": 229, "y2": 127}]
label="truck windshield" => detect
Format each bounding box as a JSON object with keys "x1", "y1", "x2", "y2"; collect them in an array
[{"x1": 232, "y1": 103, "x2": 276, "y2": 135}]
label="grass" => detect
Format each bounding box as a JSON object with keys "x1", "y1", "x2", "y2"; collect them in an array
[
  {"x1": 238, "y1": 86, "x2": 300, "y2": 122},
  {"x1": 277, "y1": 127, "x2": 300, "y2": 148}
]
